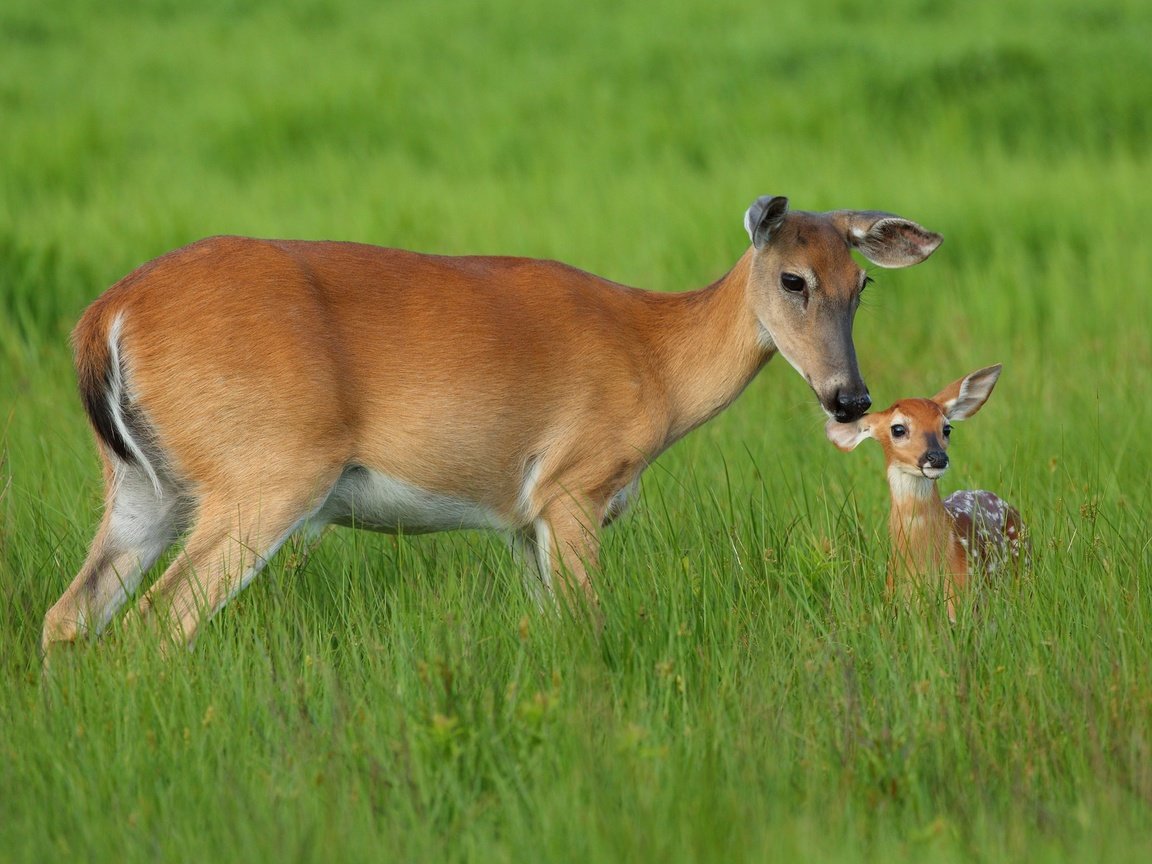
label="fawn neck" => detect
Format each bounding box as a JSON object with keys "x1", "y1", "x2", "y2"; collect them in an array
[
  {"x1": 649, "y1": 250, "x2": 773, "y2": 444},
  {"x1": 885, "y1": 466, "x2": 967, "y2": 585}
]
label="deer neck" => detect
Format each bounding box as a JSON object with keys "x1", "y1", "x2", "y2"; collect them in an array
[
  {"x1": 885, "y1": 467, "x2": 961, "y2": 577},
  {"x1": 648, "y1": 249, "x2": 773, "y2": 445}
]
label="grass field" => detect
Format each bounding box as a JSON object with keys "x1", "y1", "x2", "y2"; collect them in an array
[{"x1": 2, "y1": 0, "x2": 1151, "y2": 860}]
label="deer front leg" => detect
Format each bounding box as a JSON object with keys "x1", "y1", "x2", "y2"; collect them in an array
[{"x1": 529, "y1": 496, "x2": 603, "y2": 623}]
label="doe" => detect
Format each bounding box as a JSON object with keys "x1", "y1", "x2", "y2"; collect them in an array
[
  {"x1": 825, "y1": 365, "x2": 1028, "y2": 619},
  {"x1": 43, "y1": 196, "x2": 942, "y2": 657}
]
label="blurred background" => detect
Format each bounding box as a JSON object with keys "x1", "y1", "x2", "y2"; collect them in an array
[{"x1": 4, "y1": 0, "x2": 1149, "y2": 549}]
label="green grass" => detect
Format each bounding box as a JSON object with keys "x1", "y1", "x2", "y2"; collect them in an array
[{"x1": 2, "y1": 0, "x2": 1151, "y2": 860}]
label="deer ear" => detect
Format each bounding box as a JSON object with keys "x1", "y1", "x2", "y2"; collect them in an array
[
  {"x1": 744, "y1": 196, "x2": 789, "y2": 249},
  {"x1": 827, "y1": 210, "x2": 943, "y2": 268},
  {"x1": 825, "y1": 416, "x2": 873, "y2": 452},
  {"x1": 932, "y1": 364, "x2": 1003, "y2": 421}
]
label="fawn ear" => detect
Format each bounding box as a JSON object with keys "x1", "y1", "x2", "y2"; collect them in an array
[
  {"x1": 827, "y1": 211, "x2": 943, "y2": 268},
  {"x1": 932, "y1": 364, "x2": 1003, "y2": 421},
  {"x1": 745, "y1": 196, "x2": 789, "y2": 249},
  {"x1": 825, "y1": 416, "x2": 873, "y2": 452}
]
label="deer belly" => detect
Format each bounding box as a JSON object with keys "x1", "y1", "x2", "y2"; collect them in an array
[
  {"x1": 943, "y1": 489, "x2": 1028, "y2": 574},
  {"x1": 315, "y1": 465, "x2": 506, "y2": 534}
]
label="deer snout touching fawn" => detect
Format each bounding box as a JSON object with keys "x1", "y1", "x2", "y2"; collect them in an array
[
  {"x1": 42, "y1": 196, "x2": 943, "y2": 660},
  {"x1": 825, "y1": 365, "x2": 1028, "y2": 620}
]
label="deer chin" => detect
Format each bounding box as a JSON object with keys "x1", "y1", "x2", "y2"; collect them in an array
[{"x1": 920, "y1": 465, "x2": 948, "y2": 480}]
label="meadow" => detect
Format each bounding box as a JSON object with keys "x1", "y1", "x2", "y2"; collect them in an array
[{"x1": 2, "y1": 0, "x2": 1151, "y2": 860}]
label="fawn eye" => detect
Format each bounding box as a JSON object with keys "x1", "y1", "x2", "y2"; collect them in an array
[
  {"x1": 943, "y1": 424, "x2": 952, "y2": 438},
  {"x1": 890, "y1": 424, "x2": 907, "y2": 438},
  {"x1": 780, "y1": 273, "x2": 806, "y2": 293},
  {"x1": 860, "y1": 275, "x2": 873, "y2": 293}
]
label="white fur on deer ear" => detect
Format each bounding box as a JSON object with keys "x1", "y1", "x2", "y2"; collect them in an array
[
  {"x1": 744, "y1": 195, "x2": 789, "y2": 249},
  {"x1": 825, "y1": 416, "x2": 873, "y2": 452},
  {"x1": 932, "y1": 364, "x2": 1003, "y2": 422}
]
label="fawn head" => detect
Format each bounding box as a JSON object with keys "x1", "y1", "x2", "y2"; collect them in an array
[
  {"x1": 824, "y1": 365, "x2": 1003, "y2": 479},
  {"x1": 744, "y1": 196, "x2": 943, "y2": 422}
]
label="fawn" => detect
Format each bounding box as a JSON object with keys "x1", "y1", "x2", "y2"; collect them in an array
[{"x1": 825, "y1": 365, "x2": 1027, "y2": 619}]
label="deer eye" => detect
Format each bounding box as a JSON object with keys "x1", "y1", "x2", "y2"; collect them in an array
[
  {"x1": 860, "y1": 275, "x2": 874, "y2": 293},
  {"x1": 780, "y1": 273, "x2": 806, "y2": 293},
  {"x1": 891, "y1": 424, "x2": 907, "y2": 438},
  {"x1": 943, "y1": 424, "x2": 952, "y2": 438}
]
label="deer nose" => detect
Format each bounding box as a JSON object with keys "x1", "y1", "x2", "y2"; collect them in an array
[
  {"x1": 832, "y1": 389, "x2": 871, "y2": 423},
  {"x1": 924, "y1": 450, "x2": 949, "y2": 470}
]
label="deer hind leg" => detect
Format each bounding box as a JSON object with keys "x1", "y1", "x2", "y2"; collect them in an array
[
  {"x1": 134, "y1": 478, "x2": 334, "y2": 649},
  {"x1": 42, "y1": 457, "x2": 184, "y2": 660}
]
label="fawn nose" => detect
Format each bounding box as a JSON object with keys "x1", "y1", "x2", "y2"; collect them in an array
[
  {"x1": 924, "y1": 450, "x2": 949, "y2": 470},
  {"x1": 832, "y1": 389, "x2": 871, "y2": 423}
]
